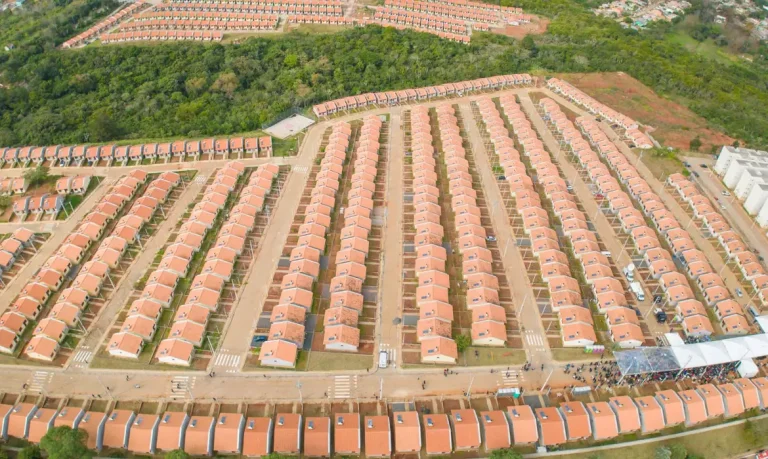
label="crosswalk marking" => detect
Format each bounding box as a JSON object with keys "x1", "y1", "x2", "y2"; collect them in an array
[
  {"x1": 213, "y1": 352, "x2": 242, "y2": 373},
  {"x1": 27, "y1": 371, "x2": 53, "y2": 393},
  {"x1": 169, "y1": 376, "x2": 196, "y2": 399},
  {"x1": 73, "y1": 350, "x2": 92, "y2": 363},
  {"x1": 293, "y1": 165, "x2": 309, "y2": 174},
  {"x1": 525, "y1": 330, "x2": 546, "y2": 351},
  {"x1": 330, "y1": 375, "x2": 357, "y2": 399},
  {"x1": 194, "y1": 174, "x2": 207, "y2": 184},
  {"x1": 500, "y1": 370, "x2": 523, "y2": 387}
]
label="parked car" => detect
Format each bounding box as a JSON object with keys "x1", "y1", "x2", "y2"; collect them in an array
[
  {"x1": 721, "y1": 190, "x2": 731, "y2": 197},
  {"x1": 700, "y1": 164, "x2": 708, "y2": 168},
  {"x1": 736, "y1": 288, "x2": 743, "y2": 297},
  {"x1": 251, "y1": 335, "x2": 268, "y2": 347}
]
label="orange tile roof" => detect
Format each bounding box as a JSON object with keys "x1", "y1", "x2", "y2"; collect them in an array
[
  {"x1": 304, "y1": 417, "x2": 331, "y2": 457},
  {"x1": 424, "y1": 414, "x2": 452, "y2": 454},
  {"x1": 273, "y1": 414, "x2": 302, "y2": 454},
  {"x1": 364, "y1": 416, "x2": 392, "y2": 457},
  {"x1": 242, "y1": 417, "x2": 273, "y2": 456},
  {"x1": 334, "y1": 413, "x2": 360, "y2": 454},
  {"x1": 535, "y1": 407, "x2": 566, "y2": 446}
]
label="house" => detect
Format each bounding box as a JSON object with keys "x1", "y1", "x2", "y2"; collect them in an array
[
  {"x1": 97, "y1": 410, "x2": 135, "y2": 451},
  {"x1": 507, "y1": 405, "x2": 538, "y2": 444},
  {"x1": 586, "y1": 402, "x2": 618, "y2": 440},
  {"x1": 24, "y1": 335, "x2": 59, "y2": 361},
  {"x1": 678, "y1": 390, "x2": 707, "y2": 426},
  {"x1": 127, "y1": 414, "x2": 160, "y2": 454},
  {"x1": 27, "y1": 408, "x2": 57, "y2": 443},
  {"x1": 560, "y1": 402, "x2": 591, "y2": 440},
  {"x1": 242, "y1": 418, "x2": 273, "y2": 456},
  {"x1": 334, "y1": 413, "x2": 361, "y2": 455},
  {"x1": 258, "y1": 339, "x2": 298, "y2": 368},
  {"x1": 424, "y1": 414, "x2": 452, "y2": 455},
  {"x1": 273, "y1": 414, "x2": 302, "y2": 455},
  {"x1": 364, "y1": 416, "x2": 392, "y2": 457},
  {"x1": 450, "y1": 409, "x2": 481, "y2": 450},
  {"x1": 155, "y1": 338, "x2": 194, "y2": 366},
  {"x1": 303, "y1": 417, "x2": 331, "y2": 457},
  {"x1": 535, "y1": 407, "x2": 566, "y2": 446},
  {"x1": 393, "y1": 411, "x2": 420, "y2": 453},
  {"x1": 5, "y1": 404, "x2": 37, "y2": 440},
  {"x1": 155, "y1": 412, "x2": 190, "y2": 453},
  {"x1": 634, "y1": 396, "x2": 665, "y2": 433},
  {"x1": 213, "y1": 414, "x2": 245, "y2": 455}
]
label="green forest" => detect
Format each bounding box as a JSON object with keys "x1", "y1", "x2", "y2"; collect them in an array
[{"x1": 0, "y1": 0, "x2": 767, "y2": 148}]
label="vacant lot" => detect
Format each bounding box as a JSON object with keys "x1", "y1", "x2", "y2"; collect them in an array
[
  {"x1": 492, "y1": 15, "x2": 549, "y2": 39},
  {"x1": 558, "y1": 72, "x2": 736, "y2": 153}
]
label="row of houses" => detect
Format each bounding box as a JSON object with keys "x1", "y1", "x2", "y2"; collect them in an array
[
  {"x1": 408, "y1": 106, "x2": 459, "y2": 363},
  {"x1": 0, "y1": 171, "x2": 151, "y2": 357},
  {"x1": 546, "y1": 78, "x2": 654, "y2": 149},
  {"x1": 384, "y1": 0, "x2": 505, "y2": 25},
  {"x1": 286, "y1": 15, "x2": 355, "y2": 25},
  {"x1": 714, "y1": 146, "x2": 768, "y2": 227},
  {"x1": 133, "y1": 10, "x2": 279, "y2": 21},
  {"x1": 61, "y1": 1, "x2": 149, "y2": 48},
  {"x1": 541, "y1": 98, "x2": 746, "y2": 338},
  {"x1": 312, "y1": 74, "x2": 533, "y2": 118},
  {"x1": 422, "y1": 0, "x2": 523, "y2": 15},
  {"x1": 575, "y1": 112, "x2": 748, "y2": 336},
  {"x1": 319, "y1": 116, "x2": 382, "y2": 353},
  {"x1": 485, "y1": 97, "x2": 602, "y2": 348},
  {"x1": 106, "y1": 165, "x2": 241, "y2": 362},
  {"x1": 4, "y1": 378, "x2": 768, "y2": 454},
  {"x1": 117, "y1": 19, "x2": 277, "y2": 32},
  {"x1": 667, "y1": 173, "x2": 768, "y2": 310},
  {"x1": 155, "y1": 1, "x2": 344, "y2": 15},
  {"x1": 55, "y1": 175, "x2": 92, "y2": 196},
  {"x1": 499, "y1": 96, "x2": 645, "y2": 347},
  {"x1": 438, "y1": 105, "x2": 508, "y2": 352},
  {"x1": 29, "y1": 171, "x2": 181, "y2": 363},
  {"x1": 361, "y1": 20, "x2": 471, "y2": 42},
  {"x1": 0, "y1": 228, "x2": 36, "y2": 277},
  {"x1": 0, "y1": 136, "x2": 272, "y2": 169},
  {"x1": 101, "y1": 30, "x2": 224, "y2": 43},
  {"x1": 10, "y1": 194, "x2": 64, "y2": 220},
  {"x1": 0, "y1": 177, "x2": 27, "y2": 196},
  {"x1": 170, "y1": 0, "x2": 344, "y2": 6},
  {"x1": 258, "y1": 122, "x2": 352, "y2": 368},
  {"x1": 542, "y1": 99, "x2": 717, "y2": 338},
  {"x1": 371, "y1": 9, "x2": 470, "y2": 35}
]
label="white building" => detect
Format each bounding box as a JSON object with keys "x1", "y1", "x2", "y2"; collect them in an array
[
  {"x1": 715, "y1": 146, "x2": 768, "y2": 178},
  {"x1": 734, "y1": 169, "x2": 768, "y2": 201},
  {"x1": 744, "y1": 183, "x2": 768, "y2": 215}
]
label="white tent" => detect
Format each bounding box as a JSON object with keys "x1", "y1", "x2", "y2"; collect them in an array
[{"x1": 738, "y1": 359, "x2": 759, "y2": 378}]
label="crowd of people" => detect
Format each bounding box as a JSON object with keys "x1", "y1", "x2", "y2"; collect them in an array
[{"x1": 560, "y1": 360, "x2": 742, "y2": 391}]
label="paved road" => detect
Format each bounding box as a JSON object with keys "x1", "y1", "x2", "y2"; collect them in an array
[
  {"x1": 458, "y1": 102, "x2": 552, "y2": 364},
  {"x1": 67, "y1": 170, "x2": 213, "y2": 371},
  {"x1": 377, "y1": 107, "x2": 405, "y2": 368},
  {"x1": 0, "y1": 178, "x2": 111, "y2": 315},
  {"x1": 690, "y1": 156, "x2": 768, "y2": 275},
  {"x1": 0, "y1": 87, "x2": 624, "y2": 404},
  {"x1": 210, "y1": 120, "x2": 323, "y2": 372},
  {"x1": 0, "y1": 221, "x2": 62, "y2": 233},
  {"x1": 541, "y1": 90, "x2": 755, "y2": 310},
  {"x1": 517, "y1": 94, "x2": 666, "y2": 336}
]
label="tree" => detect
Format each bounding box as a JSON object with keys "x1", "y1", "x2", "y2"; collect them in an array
[
  {"x1": 454, "y1": 333, "x2": 471, "y2": 353},
  {"x1": 0, "y1": 449, "x2": 9, "y2": 459},
  {"x1": 17, "y1": 445, "x2": 42, "y2": 459},
  {"x1": 689, "y1": 136, "x2": 702, "y2": 152},
  {"x1": 164, "y1": 450, "x2": 190, "y2": 459},
  {"x1": 489, "y1": 448, "x2": 524, "y2": 459},
  {"x1": 0, "y1": 196, "x2": 11, "y2": 211},
  {"x1": 40, "y1": 426, "x2": 92, "y2": 459},
  {"x1": 87, "y1": 109, "x2": 121, "y2": 142},
  {"x1": 654, "y1": 446, "x2": 672, "y2": 459},
  {"x1": 668, "y1": 443, "x2": 688, "y2": 459},
  {"x1": 23, "y1": 166, "x2": 51, "y2": 187}
]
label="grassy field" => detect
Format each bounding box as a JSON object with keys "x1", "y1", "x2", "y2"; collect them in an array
[
  {"x1": 666, "y1": 32, "x2": 740, "y2": 66},
  {"x1": 552, "y1": 415, "x2": 768, "y2": 459},
  {"x1": 460, "y1": 347, "x2": 527, "y2": 366},
  {"x1": 551, "y1": 347, "x2": 606, "y2": 362}
]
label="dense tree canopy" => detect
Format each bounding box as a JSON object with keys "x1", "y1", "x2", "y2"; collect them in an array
[{"x1": 0, "y1": 0, "x2": 767, "y2": 149}]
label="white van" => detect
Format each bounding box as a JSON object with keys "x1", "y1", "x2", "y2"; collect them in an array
[{"x1": 378, "y1": 350, "x2": 388, "y2": 369}]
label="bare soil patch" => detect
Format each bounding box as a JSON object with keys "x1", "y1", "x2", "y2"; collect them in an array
[
  {"x1": 492, "y1": 15, "x2": 549, "y2": 40},
  {"x1": 557, "y1": 72, "x2": 736, "y2": 152}
]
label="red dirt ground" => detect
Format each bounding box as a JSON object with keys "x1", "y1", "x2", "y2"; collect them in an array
[
  {"x1": 557, "y1": 72, "x2": 736, "y2": 153},
  {"x1": 492, "y1": 15, "x2": 549, "y2": 39}
]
